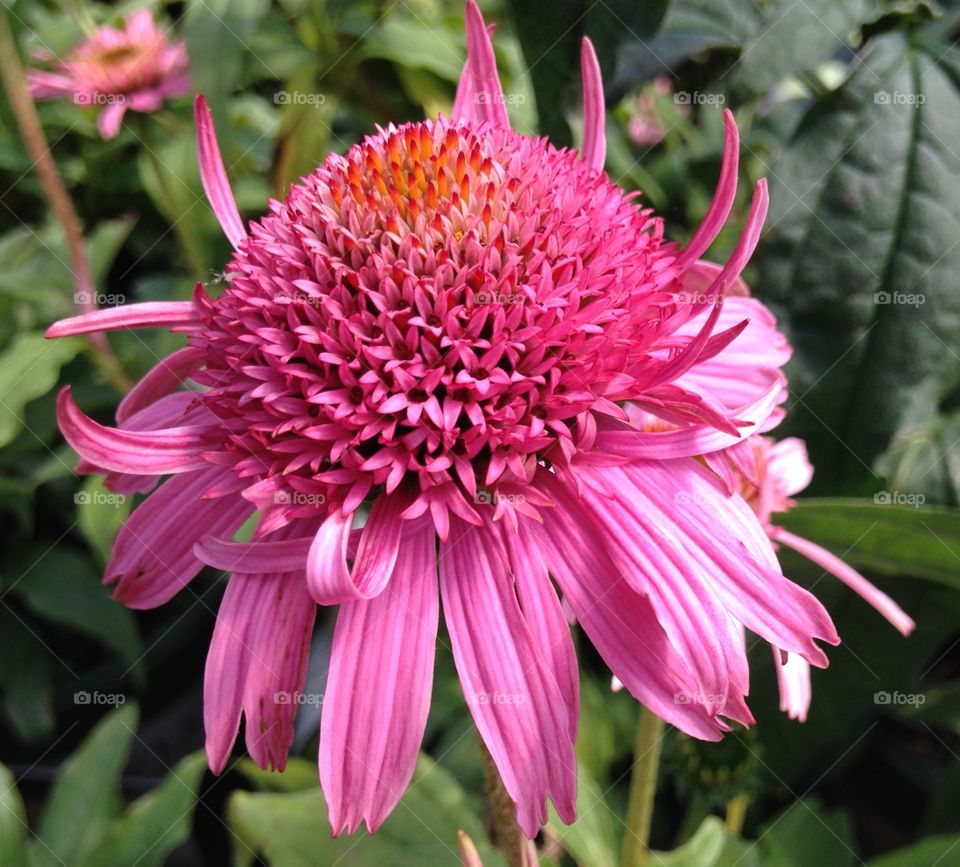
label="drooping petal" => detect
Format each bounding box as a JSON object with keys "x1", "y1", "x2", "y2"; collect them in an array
[
  {"x1": 675, "y1": 109, "x2": 739, "y2": 269},
  {"x1": 194, "y1": 95, "x2": 247, "y2": 249},
  {"x1": 460, "y1": 0, "x2": 509, "y2": 128},
  {"x1": 441, "y1": 515, "x2": 577, "y2": 836},
  {"x1": 320, "y1": 517, "x2": 438, "y2": 835},
  {"x1": 500, "y1": 523, "x2": 579, "y2": 739},
  {"x1": 534, "y1": 473, "x2": 727, "y2": 741},
  {"x1": 766, "y1": 438, "x2": 814, "y2": 497},
  {"x1": 195, "y1": 535, "x2": 312, "y2": 573},
  {"x1": 97, "y1": 102, "x2": 127, "y2": 139},
  {"x1": 107, "y1": 467, "x2": 252, "y2": 608},
  {"x1": 581, "y1": 461, "x2": 839, "y2": 667},
  {"x1": 204, "y1": 527, "x2": 315, "y2": 774},
  {"x1": 579, "y1": 38, "x2": 605, "y2": 172},
  {"x1": 775, "y1": 649, "x2": 811, "y2": 722},
  {"x1": 772, "y1": 528, "x2": 915, "y2": 636},
  {"x1": 45, "y1": 301, "x2": 197, "y2": 338},
  {"x1": 57, "y1": 386, "x2": 212, "y2": 474}
]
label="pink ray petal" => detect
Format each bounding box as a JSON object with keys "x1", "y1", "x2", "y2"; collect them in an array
[
  {"x1": 116, "y1": 347, "x2": 204, "y2": 424},
  {"x1": 462, "y1": 0, "x2": 509, "y2": 128},
  {"x1": 194, "y1": 95, "x2": 247, "y2": 249},
  {"x1": 579, "y1": 38, "x2": 605, "y2": 172},
  {"x1": 320, "y1": 517, "x2": 438, "y2": 835},
  {"x1": 775, "y1": 648, "x2": 811, "y2": 722},
  {"x1": 45, "y1": 301, "x2": 198, "y2": 338},
  {"x1": 441, "y1": 514, "x2": 577, "y2": 837}
]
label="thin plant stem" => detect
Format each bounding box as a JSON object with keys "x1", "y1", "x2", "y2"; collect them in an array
[
  {"x1": 621, "y1": 705, "x2": 666, "y2": 867},
  {"x1": 477, "y1": 732, "x2": 527, "y2": 867},
  {"x1": 0, "y1": 9, "x2": 130, "y2": 393},
  {"x1": 726, "y1": 793, "x2": 749, "y2": 836}
]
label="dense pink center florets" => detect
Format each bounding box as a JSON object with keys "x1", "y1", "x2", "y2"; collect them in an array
[{"x1": 191, "y1": 118, "x2": 685, "y2": 512}]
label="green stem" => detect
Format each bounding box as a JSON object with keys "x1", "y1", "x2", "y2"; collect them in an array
[
  {"x1": 621, "y1": 706, "x2": 665, "y2": 867},
  {"x1": 0, "y1": 9, "x2": 130, "y2": 393},
  {"x1": 725, "y1": 793, "x2": 749, "y2": 836},
  {"x1": 477, "y1": 734, "x2": 526, "y2": 867}
]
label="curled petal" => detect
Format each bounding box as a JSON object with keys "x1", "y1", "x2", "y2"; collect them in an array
[
  {"x1": 57, "y1": 387, "x2": 211, "y2": 474},
  {"x1": 116, "y1": 347, "x2": 204, "y2": 424},
  {"x1": 195, "y1": 95, "x2": 247, "y2": 249}
]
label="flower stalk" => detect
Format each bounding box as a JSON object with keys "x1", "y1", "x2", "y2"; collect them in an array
[
  {"x1": 0, "y1": 9, "x2": 129, "y2": 393},
  {"x1": 478, "y1": 734, "x2": 528, "y2": 867},
  {"x1": 621, "y1": 706, "x2": 666, "y2": 867}
]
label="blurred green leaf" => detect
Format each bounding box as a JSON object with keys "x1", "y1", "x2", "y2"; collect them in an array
[
  {"x1": 0, "y1": 763, "x2": 28, "y2": 867},
  {"x1": 33, "y1": 703, "x2": 139, "y2": 867},
  {"x1": 0, "y1": 333, "x2": 82, "y2": 448},
  {"x1": 776, "y1": 499, "x2": 960, "y2": 586},
  {"x1": 754, "y1": 798, "x2": 855, "y2": 867},
  {"x1": 868, "y1": 834, "x2": 960, "y2": 866},
  {"x1": 77, "y1": 475, "x2": 133, "y2": 565},
  {"x1": 878, "y1": 410, "x2": 960, "y2": 506},
  {"x1": 548, "y1": 762, "x2": 618, "y2": 867},
  {"x1": 75, "y1": 751, "x2": 207, "y2": 867},
  {"x1": 651, "y1": 816, "x2": 730, "y2": 866},
  {"x1": 0, "y1": 607, "x2": 55, "y2": 741},
  {"x1": 762, "y1": 34, "x2": 960, "y2": 490}
]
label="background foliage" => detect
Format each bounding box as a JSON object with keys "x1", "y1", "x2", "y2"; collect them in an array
[{"x1": 1, "y1": 0, "x2": 960, "y2": 864}]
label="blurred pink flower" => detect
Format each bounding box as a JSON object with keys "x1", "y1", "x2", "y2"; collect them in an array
[
  {"x1": 47, "y1": 0, "x2": 841, "y2": 838},
  {"x1": 725, "y1": 436, "x2": 915, "y2": 721},
  {"x1": 627, "y1": 75, "x2": 683, "y2": 146},
  {"x1": 28, "y1": 9, "x2": 189, "y2": 139}
]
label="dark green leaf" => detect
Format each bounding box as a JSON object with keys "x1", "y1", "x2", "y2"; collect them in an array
[{"x1": 0, "y1": 764, "x2": 28, "y2": 867}]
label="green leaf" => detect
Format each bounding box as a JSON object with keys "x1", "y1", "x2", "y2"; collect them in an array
[
  {"x1": 0, "y1": 764, "x2": 28, "y2": 867},
  {"x1": 548, "y1": 761, "x2": 618, "y2": 867},
  {"x1": 761, "y1": 34, "x2": 960, "y2": 491},
  {"x1": 0, "y1": 605, "x2": 55, "y2": 742},
  {"x1": 754, "y1": 798, "x2": 855, "y2": 867},
  {"x1": 76, "y1": 475, "x2": 133, "y2": 565},
  {"x1": 651, "y1": 816, "x2": 730, "y2": 866},
  {"x1": 228, "y1": 754, "x2": 502, "y2": 867},
  {"x1": 776, "y1": 499, "x2": 960, "y2": 586},
  {"x1": 868, "y1": 834, "x2": 960, "y2": 866},
  {"x1": 0, "y1": 333, "x2": 82, "y2": 448},
  {"x1": 877, "y1": 410, "x2": 960, "y2": 506},
  {"x1": 76, "y1": 752, "x2": 207, "y2": 867},
  {"x1": 33, "y1": 704, "x2": 139, "y2": 867},
  {"x1": 11, "y1": 546, "x2": 141, "y2": 668}
]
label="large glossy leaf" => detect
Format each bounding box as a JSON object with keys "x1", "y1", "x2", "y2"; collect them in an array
[
  {"x1": 33, "y1": 704, "x2": 139, "y2": 867},
  {"x1": 75, "y1": 752, "x2": 207, "y2": 867},
  {"x1": 776, "y1": 499, "x2": 960, "y2": 586},
  {"x1": 761, "y1": 34, "x2": 960, "y2": 491}
]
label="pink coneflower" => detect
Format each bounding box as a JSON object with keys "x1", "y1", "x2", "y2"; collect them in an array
[
  {"x1": 47, "y1": 1, "x2": 840, "y2": 838},
  {"x1": 726, "y1": 435, "x2": 915, "y2": 721},
  {"x1": 28, "y1": 9, "x2": 189, "y2": 139}
]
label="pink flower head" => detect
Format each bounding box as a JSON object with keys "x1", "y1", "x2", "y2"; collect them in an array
[
  {"x1": 722, "y1": 436, "x2": 915, "y2": 721},
  {"x1": 28, "y1": 9, "x2": 190, "y2": 139},
  {"x1": 48, "y1": 1, "x2": 841, "y2": 838}
]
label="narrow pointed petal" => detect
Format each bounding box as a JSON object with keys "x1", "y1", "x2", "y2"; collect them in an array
[
  {"x1": 579, "y1": 38, "x2": 605, "y2": 172},
  {"x1": 45, "y1": 301, "x2": 197, "y2": 338},
  {"x1": 775, "y1": 649, "x2": 811, "y2": 722},
  {"x1": 195, "y1": 95, "x2": 247, "y2": 249},
  {"x1": 675, "y1": 109, "x2": 739, "y2": 269},
  {"x1": 195, "y1": 535, "x2": 312, "y2": 573},
  {"x1": 441, "y1": 515, "x2": 577, "y2": 836},
  {"x1": 57, "y1": 387, "x2": 212, "y2": 474},
  {"x1": 320, "y1": 518, "x2": 438, "y2": 835},
  {"x1": 462, "y1": 0, "x2": 509, "y2": 127},
  {"x1": 772, "y1": 528, "x2": 915, "y2": 636}
]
